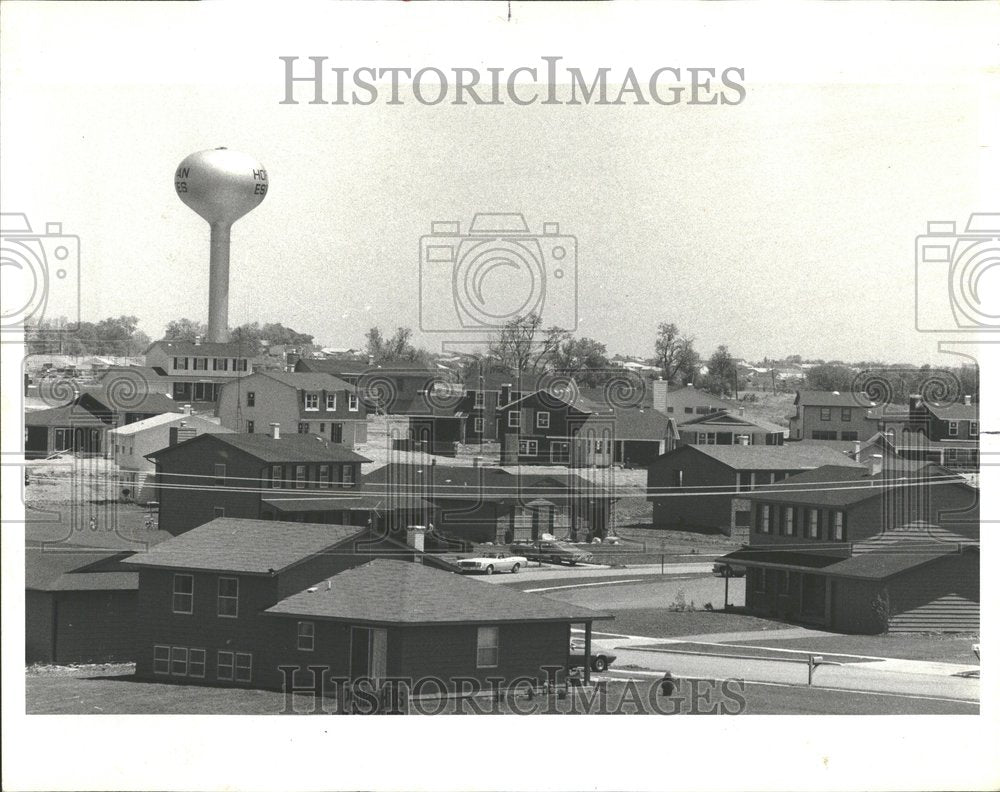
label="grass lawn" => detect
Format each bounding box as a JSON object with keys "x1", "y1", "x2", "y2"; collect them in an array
[
  {"x1": 625, "y1": 642, "x2": 880, "y2": 664},
  {"x1": 26, "y1": 500, "x2": 172, "y2": 550},
  {"x1": 739, "y1": 633, "x2": 981, "y2": 664},
  {"x1": 597, "y1": 608, "x2": 790, "y2": 639}
]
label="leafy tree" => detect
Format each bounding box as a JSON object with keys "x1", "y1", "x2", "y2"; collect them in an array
[
  {"x1": 703, "y1": 345, "x2": 741, "y2": 396},
  {"x1": 163, "y1": 318, "x2": 208, "y2": 342},
  {"x1": 551, "y1": 336, "x2": 611, "y2": 386},
  {"x1": 805, "y1": 363, "x2": 855, "y2": 392},
  {"x1": 365, "y1": 326, "x2": 430, "y2": 364},
  {"x1": 654, "y1": 322, "x2": 700, "y2": 384}
]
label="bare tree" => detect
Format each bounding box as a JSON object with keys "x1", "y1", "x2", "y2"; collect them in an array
[
  {"x1": 486, "y1": 313, "x2": 569, "y2": 374},
  {"x1": 654, "y1": 322, "x2": 700, "y2": 383}
]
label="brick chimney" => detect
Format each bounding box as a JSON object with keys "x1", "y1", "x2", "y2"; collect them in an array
[
  {"x1": 964, "y1": 395, "x2": 972, "y2": 405},
  {"x1": 652, "y1": 378, "x2": 668, "y2": 414},
  {"x1": 270, "y1": 422, "x2": 281, "y2": 440},
  {"x1": 869, "y1": 453, "x2": 883, "y2": 478},
  {"x1": 406, "y1": 525, "x2": 426, "y2": 552}
]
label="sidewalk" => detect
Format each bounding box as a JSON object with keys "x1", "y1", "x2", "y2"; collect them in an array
[{"x1": 478, "y1": 562, "x2": 713, "y2": 584}]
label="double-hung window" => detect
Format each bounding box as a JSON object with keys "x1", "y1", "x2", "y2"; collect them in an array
[
  {"x1": 305, "y1": 393, "x2": 319, "y2": 411},
  {"x1": 326, "y1": 393, "x2": 337, "y2": 411},
  {"x1": 297, "y1": 621, "x2": 315, "y2": 651},
  {"x1": 476, "y1": 626, "x2": 499, "y2": 668},
  {"x1": 172, "y1": 574, "x2": 193, "y2": 614},
  {"x1": 217, "y1": 577, "x2": 238, "y2": 618},
  {"x1": 536, "y1": 411, "x2": 550, "y2": 429},
  {"x1": 508, "y1": 411, "x2": 521, "y2": 429},
  {"x1": 348, "y1": 394, "x2": 359, "y2": 412}
]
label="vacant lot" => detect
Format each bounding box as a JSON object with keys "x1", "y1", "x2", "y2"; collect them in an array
[
  {"x1": 25, "y1": 499, "x2": 171, "y2": 550},
  {"x1": 594, "y1": 608, "x2": 786, "y2": 640}
]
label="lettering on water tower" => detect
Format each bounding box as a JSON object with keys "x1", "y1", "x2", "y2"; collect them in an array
[
  {"x1": 175, "y1": 166, "x2": 190, "y2": 194},
  {"x1": 252, "y1": 168, "x2": 268, "y2": 196}
]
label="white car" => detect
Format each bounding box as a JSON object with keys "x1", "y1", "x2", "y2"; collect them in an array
[{"x1": 455, "y1": 551, "x2": 526, "y2": 575}]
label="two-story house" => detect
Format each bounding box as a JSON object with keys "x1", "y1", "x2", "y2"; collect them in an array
[
  {"x1": 144, "y1": 339, "x2": 263, "y2": 406},
  {"x1": 651, "y1": 380, "x2": 732, "y2": 418},
  {"x1": 453, "y1": 371, "x2": 540, "y2": 442},
  {"x1": 294, "y1": 358, "x2": 440, "y2": 415},
  {"x1": 146, "y1": 429, "x2": 372, "y2": 535},
  {"x1": 217, "y1": 371, "x2": 367, "y2": 447},
  {"x1": 787, "y1": 390, "x2": 885, "y2": 441},
  {"x1": 646, "y1": 444, "x2": 864, "y2": 536},
  {"x1": 123, "y1": 518, "x2": 611, "y2": 693},
  {"x1": 718, "y1": 458, "x2": 979, "y2": 633},
  {"x1": 879, "y1": 395, "x2": 980, "y2": 470},
  {"x1": 496, "y1": 389, "x2": 601, "y2": 466}
]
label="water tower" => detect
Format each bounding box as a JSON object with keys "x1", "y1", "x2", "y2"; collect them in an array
[{"x1": 175, "y1": 148, "x2": 268, "y2": 343}]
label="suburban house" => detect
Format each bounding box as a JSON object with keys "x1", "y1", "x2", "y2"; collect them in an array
[
  {"x1": 787, "y1": 390, "x2": 884, "y2": 441},
  {"x1": 266, "y1": 559, "x2": 612, "y2": 692},
  {"x1": 453, "y1": 370, "x2": 540, "y2": 442},
  {"x1": 216, "y1": 371, "x2": 368, "y2": 447},
  {"x1": 294, "y1": 358, "x2": 441, "y2": 415},
  {"x1": 389, "y1": 396, "x2": 468, "y2": 457},
  {"x1": 124, "y1": 518, "x2": 429, "y2": 690},
  {"x1": 665, "y1": 409, "x2": 786, "y2": 451},
  {"x1": 144, "y1": 339, "x2": 263, "y2": 406},
  {"x1": 718, "y1": 459, "x2": 979, "y2": 633},
  {"x1": 107, "y1": 412, "x2": 233, "y2": 503},
  {"x1": 364, "y1": 462, "x2": 617, "y2": 544},
  {"x1": 651, "y1": 380, "x2": 732, "y2": 418},
  {"x1": 646, "y1": 444, "x2": 864, "y2": 536},
  {"x1": 26, "y1": 547, "x2": 141, "y2": 664},
  {"x1": 878, "y1": 395, "x2": 979, "y2": 471},
  {"x1": 146, "y1": 430, "x2": 372, "y2": 535},
  {"x1": 24, "y1": 388, "x2": 183, "y2": 458}
]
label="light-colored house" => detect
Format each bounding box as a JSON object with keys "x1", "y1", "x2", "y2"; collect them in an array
[{"x1": 107, "y1": 412, "x2": 233, "y2": 503}]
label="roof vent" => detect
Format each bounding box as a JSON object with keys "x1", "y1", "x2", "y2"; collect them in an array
[{"x1": 832, "y1": 390, "x2": 840, "y2": 396}]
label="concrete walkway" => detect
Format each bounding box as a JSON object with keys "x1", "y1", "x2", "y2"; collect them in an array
[{"x1": 478, "y1": 562, "x2": 713, "y2": 584}]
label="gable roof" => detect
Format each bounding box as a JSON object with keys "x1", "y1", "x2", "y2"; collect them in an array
[
  {"x1": 577, "y1": 407, "x2": 671, "y2": 440},
  {"x1": 259, "y1": 371, "x2": 356, "y2": 393},
  {"x1": 122, "y1": 518, "x2": 367, "y2": 574},
  {"x1": 669, "y1": 444, "x2": 864, "y2": 472},
  {"x1": 107, "y1": 412, "x2": 230, "y2": 437},
  {"x1": 745, "y1": 464, "x2": 973, "y2": 507},
  {"x1": 461, "y1": 370, "x2": 541, "y2": 392},
  {"x1": 674, "y1": 410, "x2": 786, "y2": 434},
  {"x1": 296, "y1": 358, "x2": 437, "y2": 376},
  {"x1": 265, "y1": 559, "x2": 612, "y2": 625},
  {"x1": 717, "y1": 546, "x2": 970, "y2": 580},
  {"x1": 794, "y1": 390, "x2": 881, "y2": 410},
  {"x1": 79, "y1": 389, "x2": 183, "y2": 416},
  {"x1": 146, "y1": 432, "x2": 371, "y2": 464},
  {"x1": 24, "y1": 403, "x2": 109, "y2": 427},
  {"x1": 920, "y1": 401, "x2": 978, "y2": 421},
  {"x1": 147, "y1": 339, "x2": 258, "y2": 358},
  {"x1": 26, "y1": 547, "x2": 139, "y2": 592}
]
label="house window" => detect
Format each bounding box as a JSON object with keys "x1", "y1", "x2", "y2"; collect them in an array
[
  {"x1": 247, "y1": 391, "x2": 255, "y2": 407},
  {"x1": 476, "y1": 626, "x2": 499, "y2": 668},
  {"x1": 330, "y1": 423, "x2": 343, "y2": 444},
  {"x1": 174, "y1": 357, "x2": 188, "y2": 370},
  {"x1": 841, "y1": 407, "x2": 852, "y2": 422},
  {"x1": 171, "y1": 646, "x2": 188, "y2": 676},
  {"x1": 213, "y1": 507, "x2": 225, "y2": 518},
  {"x1": 672, "y1": 469, "x2": 683, "y2": 487},
  {"x1": 246, "y1": 420, "x2": 255, "y2": 434},
  {"x1": 536, "y1": 411, "x2": 550, "y2": 429},
  {"x1": 348, "y1": 394, "x2": 359, "y2": 412},
  {"x1": 808, "y1": 508, "x2": 819, "y2": 539},
  {"x1": 153, "y1": 645, "x2": 170, "y2": 675},
  {"x1": 172, "y1": 574, "x2": 193, "y2": 614},
  {"x1": 194, "y1": 358, "x2": 208, "y2": 371},
  {"x1": 474, "y1": 417, "x2": 484, "y2": 433},
  {"x1": 737, "y1": 471, "x2": 752, "y2": 492},
  {"x1": 217, "y1": 576, "x2": 239, "y2": 618},
  {"x1": 783, "y1": 506, "x2": 794, "y2": 536},
  {"x1": 234, "y1": 652, "x2": 252, "y2": 683},
  {"x1": 214, "y1": 463, "x2": 226, "y2": 485},
  {"x1": 217, "y1": 651, "x2": 234, "y2": 681},
  {"x1": 508, "y1": 411, "x2": 521, "y2": 428},
  {"x1": 518, "y1": 439, "x2": 538, "y2": 456},
  {"x1": 833, "y1": 511, "x2": 844, "y2": 541},
  {"x1": 297, "y1": 621, "x2": 315, "y2": 652},
  {"x1": 295, "y1": 464, "x2": 307, "y2": 489},
  {"x1": 188, "y1": 648, "x2": 206, "y2": 678},
  {"x1": 214, "y1": 358, "x2": 229, "y2": 371},
  {"x1": 697, "y1": 432, "x2": 707, "y2": 444},
  {"x1": 811, "y1": 430, "x2": 838, "y2": 440},
  {"x1": 474, "y1": 391, "x2": 485, "y2": 409},
  {"x1": 684, "y1": 407, "x2": 693, "y2": 414},
  {"x1": 840, "y1": 431, "x2": 858, "y2": 441},
  {"x1": 298, "y1": 422, "x2": 309, "y2": 434},
  {"x1": 326, "y1": 393, "x2": 337, "y2": 411},
  {"x1": 705, "y1": 433, "x2": 717, "y2": 445},
  {"x1": 758, "y1": 504, "x2": 771, "y2": 534},
  {"x1": 820, "y1": 408, "x2": 831, "y2": 421},
  {"x1": 271, "y1": 464, "x2": 283, "y2": 488},
  {"x1": 342, "y1": 465, "x2": 356, "y2": 487},
  {"x1": 305, "y1": 393, "x2": 319, "y2": 411},
  {"x1": 947, "y1": 448, "x2": 958, "y2": 463},
  {"x1": 318, "y1": 464, "x2": 330, "y2": 488},
  {"x1": 948, "y1": 421, "x2": 958, "y2": 437},
  {"x1": 971, "y1": 422, "x2": 979, "y2": 437}
]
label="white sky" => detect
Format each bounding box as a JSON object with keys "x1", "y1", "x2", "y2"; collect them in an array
[{"x1": 2, "y1": 3, "x2": 997, "y2": 367}]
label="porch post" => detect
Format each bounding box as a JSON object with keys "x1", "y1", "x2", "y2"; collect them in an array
[{"x1": 584, "y1": 621, "x2": 592, "y2": 686}]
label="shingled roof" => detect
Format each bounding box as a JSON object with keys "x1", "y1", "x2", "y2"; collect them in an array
[
  {"x1": 794, "y1": 390, "x2": 882, "y2": 410},
  {"x1": 676, "y1": 444, "x2": 864, "y2": 471},
  {"x1": 146, "y1": 432, "x2": 371, "y2": 464},
  {"x1": 260, "y1": 371, "x2": 356, "y2": 392},
  {"x1": 122, "y1": 518, "x2": 367, "y2": 574},
  {"x1": 717, "y1": 545, "x2": 971, "y2": 580},
  {"x1": 265, "y1": 559, "x2": 612, "y2": 626}
]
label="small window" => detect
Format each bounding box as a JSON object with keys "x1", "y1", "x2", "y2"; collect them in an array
[
  {"x1": 474, "y1": 391, "x2": 485, "y2": 408},
  {"x1": 841, "y1": 407, "x2": 852, "y2": 422},
  {"x1": 188, "y1": 648, "x2": 206, "y2": 678},
  {"x1": 518, "y1": 439, "x2": 538, "y2": 456},
  {"x1": 235, "y1": 652, "x2": 252, "y2": 683},
  {"x1": 970, "y1": 422, "x2": 979, "y2": 437},
  {"x1": 213, "y1": 506, "x2": 225, "y2": 518},
  {"x1": 840, "y1": 431, "x2": 858, "y2": 441},
  {"x1": 342, "y1": 465, "x2": 356, "y2": 487},
  {"x1": 326, "y1": 393, "x2": 337, "y2": 411},
  {"x1": 171, "y1": 646, "x2": 188, "y2": 676},
  {"x1": 295, "y1": 464, "x2": 307, "y2": 489},
  {"x1": 271, "y1": 464, "x2": 283, "y2": 489},
  {"x1": 298, "y1": 422, "x2": 309, "y2": 434},
  {"x1": 833, "y1": 511, "x2": 844, "y2": 541},
  {"x1": 808, "y1": 508, "x2": 819, "y2": 539},
  {"x1": 476, "y1": 626, "x2": 499, "y2": 668},
  {"x1": 247, "y1": 391, "x2": 255, "y2": 407},
  {"x1": 246, "y1": 420, "x2": 255, "y2": 434},
  {"x1": 218, "y1": 576, "x2": 238, "y2": 618},
  {"x1": 217, "y1": 651, "x2": 234, "y2": 681},
  {"x1": 737, "y1": 471, "x2": 752, "y2": 492},
  {"x1": 508, "y1": 410, "x2": 521, "y2": 428},
  {"x1": 474, "y1": 417, "x2": 484, "y2": 433},
  {"x1": 214, "y1": 463, "x2": 226, "y2": 485},
  {"x1": 759, "y1": 504, "x2": 770, "y2": 533},
  {"x1": 536, "y1": 411, "x2": 550, "y2": 429},
  {"x1": 696, "y1": 433, "x2": 707, "y2": 444},
  {"x1": 318, "y1": 464, "x2": 330, "y2": 488},
  {"x1": 214, "y1": 358, "x2": 229, "y2": 371},
  {"x1": 948, "y1": 421, "x2": 958, "y2": 437},
  {"x1": 820, "y1": 408, "x2": 831, "y2": 421},
  {"x1": 297, "y1": 621, "x2": 315, "y2": 652},
  {"x1": 783, "y1": 506, "x2": 794, "y2": 536},
  {"x1": 348, "y1": 394, "x2": 359, "y2": 412},
  {"x1": 172, "y1": 574, "x2": 193, "y2": 614},
  {"x1": 684, "y1": 407, "x2": 693, "y2": 414},
  {"x1": 705, "y1": 433, "x2": 717, "y2": 445},
  {"x1": 305, "y1": 393, "x2": 319, "y2": 411},
  {"x1": 153, "y1": 645, "x2": 170, "y2": 675}
]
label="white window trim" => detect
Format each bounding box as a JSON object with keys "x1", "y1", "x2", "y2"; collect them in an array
[
  {"x1": 474, "y1": 417, "x2": 484, "y2": 433},
  {"x1": 760, "y1": 504, "x2": 771, "y2": 534},
  {"x1": 217, "y1": 650, "x2": 234, "y2": 681},
  {"x1": 348, "y1": 394, "x2": 359, "y2": 412},
  {"x1": 970, "y1": 421, "x2": 979, "y2": 437},
  {"x1": 948, "y1": 421, "x2": 958, "y2": 436},
  {"x1": 476, "y1": 626, "x2": 500, "y2": 669},
  {"x1": 833, "y1": 511, "x2": 844, "y2": 541},
  {"x1": 536, "y1": 411, "x2": 550, "y2": 429},
  {"x1": 474, "y1": 391, "x2": 485, "y2": 408},
  {"x1": 297, "y1": 621, "x2": 315, "y2": 652},
  {"x1": 217, "y1": 576, "x2": 239, "y2": 619},
  {"x1": 234, "y1": 652, "x2": 252, "y2": 683},
  {"x1": 170, "y1": 646, "x2": 188, "y2": 676},
  {"x1": 508, "y1": 410, "x2": 521, "y2": 428},
  {"x1": 295, "y1": 464, "x2": 307, "y2": 489},
  {"x1": 518, "y1": 439, "x2": 538, "y2": 457},
  {"x1": 326, "y1": 393, "x2": 337, "y2": 411},
  {"x1": 808, "y1": 508, "x2": 819, "y2": 539},
  {"x1": 188, "y1": 648, "x2": 206, "y2": 678},
  {"x1": 305, "y1": 393, "x2": 319, "y2": 411},
  {"x1": 153, "y1": 645, "x2": 170, "y2": 675},
  {"x1": 172, "y1": 574, "x2": 193, "y2": 615}
]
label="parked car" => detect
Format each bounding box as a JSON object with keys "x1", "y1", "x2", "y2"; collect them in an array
[
  {"x1": 713, "y1": 562, "x2": 746, "y2": 578},
  {"x1": 569, "y1": 637, "x2": 616, "y2": 673},
  {"x1": 510, "y1": 540, "x2": 593, "y2": 566},
  {"x1": 455, "y1": 551, "x2": 526, "y2": 575}
]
